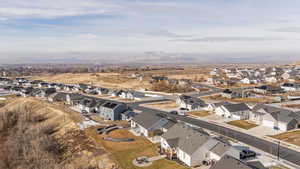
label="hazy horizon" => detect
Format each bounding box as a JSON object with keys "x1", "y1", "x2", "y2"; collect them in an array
[{"x1": 1, "y1": 0, "x2": 300, "y2": 63}]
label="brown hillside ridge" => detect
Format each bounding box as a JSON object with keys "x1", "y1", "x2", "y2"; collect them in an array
[{"x1": 0, "y1": 98, "x2": 116, "y2": 169}]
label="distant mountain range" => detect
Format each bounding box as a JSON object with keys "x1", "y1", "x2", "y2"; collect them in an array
[{"x1": 0, "y1": 51, "x2": 299, "y2": 65}]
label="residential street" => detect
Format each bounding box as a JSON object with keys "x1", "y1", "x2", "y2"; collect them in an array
[{"x1": 129, "y1": 103, "x2": 300, "y2": 167}]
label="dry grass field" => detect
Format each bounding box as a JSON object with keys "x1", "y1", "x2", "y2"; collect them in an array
[
  {"x1": 189, "y1": 110, "x2": 211, "y2": 117},
  {"x1": 31, "y1": 72, "x2": 152, "y2": 90},
  {"x1": 271, "y1": 130, "x2": 300, "y2": 147},
  {"x1": 202, "y1": 94, "x2": 274, "y2": 104},
  {"x1": 142, "y1": 101, "x2": 178, "y2": 110},
  {"x1": 0, "y1": 98, "x2": 115, "y2": 169},
  {"x1": 227, "y1": 120, "x2": 258, "y2": 130}
]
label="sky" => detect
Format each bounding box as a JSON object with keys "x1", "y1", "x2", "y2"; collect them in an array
[{"x1": 1, "y1": 0, "x2": 300, "y2": 63}]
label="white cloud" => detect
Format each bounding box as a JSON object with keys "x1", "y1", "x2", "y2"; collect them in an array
[{"x1": 0, "y1": 0, "x2": 121, "y2": 19}]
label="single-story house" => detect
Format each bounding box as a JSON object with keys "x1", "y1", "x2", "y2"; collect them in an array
[
  {"x1": 215, "y1": 103, "x2": 251, "y2": 120},
  {"x1": 48, "y1": 92, "x2": 68, "y2": 102},
  {"x1": 160, "y1": 123, "x2": 240, "y2": 167},
  {"x1": 207, "y1": 102, "x2": 231, "y2": 112},
  {"x1": 250, "y1": 104, "x2": 299, "y2": 131},
  {"x1": 281, "y1": 83, "x2": 300, "y2": 92},
  {"x1": 131, "y1": 112, "x2": 169, "y2": 138},
  {"x1": 254, "y1": 85, "x2": 283, "y2": 94},
  {"x1": 66, "y1": 93, "x2": 85, "y2": 105}
]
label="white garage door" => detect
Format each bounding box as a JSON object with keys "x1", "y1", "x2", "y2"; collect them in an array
[{"x1": 262, "y1": 120, "x2": 274, "y2": 128}]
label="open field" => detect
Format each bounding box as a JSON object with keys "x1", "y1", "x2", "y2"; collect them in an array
[
  {"x1": 189, "y1": 110, "x2": 211, "y2": 117},
  {"x1": 227, "y1": 120, "x2": 258, "y2": 130},
  {"x1": 270, "y1": 130, "x2": 300, "y2": 147},
  {"x1": 86, "y1": 128, "x2": 188, "y2": 169},
  {"x1": 31, "y1": 72, "x2": 152, "y2": 90},
  {"x1": 202, "y1": 94, "x2": 274, "y2": 104},
  {"x1": 142, "y1": 101, "x2": 178, "y2": 110}
]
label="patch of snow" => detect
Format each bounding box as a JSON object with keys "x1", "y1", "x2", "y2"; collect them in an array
[{"x1": 77, "y1": 119, "x2": 100, "y2": 130}]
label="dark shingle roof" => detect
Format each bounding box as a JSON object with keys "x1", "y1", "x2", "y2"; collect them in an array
[
  {"x1": 132, "y1": 112, "x2": 164, "y2": 129},
  {"x1": 223, "y1": 103, "x2": 250, "y2": 112},
  {"x1": 209, "y1": 155, "x2": 257, "y2": 169},
  {"x1": 162, "y1": 123, "x2": 210, "y2": 155}
]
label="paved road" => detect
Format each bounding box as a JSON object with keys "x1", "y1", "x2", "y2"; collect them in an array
[{"x1": 129, "y1": 104, "x2": 300, "y2": 167}]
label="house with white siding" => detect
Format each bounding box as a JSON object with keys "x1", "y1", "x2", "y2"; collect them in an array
[{"x1": 215, "y1": 103, "x2": 251, "y2": 120}]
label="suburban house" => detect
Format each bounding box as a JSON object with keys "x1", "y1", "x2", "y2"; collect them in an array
[
  {"x1": 215, "y1": 103, "x2": 251, "y2": 120},
  {"x1": 38, "y1": 88, "x2": 56, "y2": 98},
  {"x1": 176, "y1": 95, "x2": 207, "y2": 110},
  {"x1": 250, "y1": 104, "x2": 299, "y2": 131},
  {"x1": 20, "y1": 87, "x2": 34, "y2": 97},
  {"x1": 66, "y1": 93, "x2": 85, "y2": 105},
  {"x1": 254, "y1": 85, "x2": 283, "y2": 94},
  {"x1": 209, "y1": 155, "x2": 266, "y2": 169},
  {"x1": 221, "y1": 89, "x2": 250, "y2": 99},
  {"x1": 281, "y1": 83, "x2": 300, "y2": 92},
  {"x1": 207, "y1": 102, "x2": 231, "y2": 112},
  {"x1": 120, "y1": 90, "x2": 145, "y2": 100},
  {"x1": 160, "y1": 123, "x2": 240, "y2": 167},
  {"x1": 264, "y1": 76, "x2": 278, "y2": 83},
  {"x1": 109, "y1": 89, "x2": 124, "y2": 97},
  {"x1": 95, "y1": 87, "x2": 109, "y2": 95},
  {"x1": 131, "y1": 112, "x2": 170, "y2": 138},
  {"x1": 240, "y1": 77, "x2": 258, "y2": 84},
  {"x1": 48, "y1": 92, "x2": 68, "y2": 102},
  {"x1": 121, "y1": 110, "x2": 136, "y2": 121},
  {"x1": 77, "y1": 98, "x2": 97, "y2": 113},
  {"x1": 99, "y1": 101, "x2": 129, "y2": 120}
]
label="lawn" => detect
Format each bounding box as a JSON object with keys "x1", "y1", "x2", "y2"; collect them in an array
[
  {"x1": 270, "y1": 130, "x2": 300, "y2": 147},
  {"x1": 227, "y1": 120, "x2": 258, "y2": 130},
  {"x1": 189, "y1": 111, "x2": 211, "y2": 117},
  {"x1": 90, "y1": 129, "x2": 188, "y2": 169}
]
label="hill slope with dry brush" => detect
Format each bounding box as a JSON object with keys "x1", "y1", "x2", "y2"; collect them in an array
[{"x1": 0, "y1": 98, "x2": 115, "y2": 169}]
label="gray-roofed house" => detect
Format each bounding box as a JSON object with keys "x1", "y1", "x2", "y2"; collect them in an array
[
  {"x1": 160, "y1": 123, "x2": 223, "y2": 167},
  {"x1": 48, "y1": 92, "x2": 68, "y2": 102},
  {"x1": 99, "y1": 101, "x2": 128, "y2": 120},
  {"x1": 207, "y1": 142, "x2": 240, "y2": 162},
  {"x1": 131, "y1": 112, "x2": 169, "y2": 138},
  {"x1": 120, "y1": 90, "x2": 145, "y2": 100},
  {"x1": 176, "y1": 95, "x2": 207, "y2": 111},
  {"x1": 77, "y1": 98, "x2": 97, "y2": 113},
  {"x1": 209, "y1": 155, "x2": 266, "y2": 169},
  {"x1": 207, "y1": 101, "x2": 231, "y2": 112},
  {"x1": 250, "y1": 104, "x2": 298, "y2": 131},
  {"x1": 215, "y1": 103, "x2": 251, "y2": 120},
  {"x1": 66, "y1": 93, "x2": 85, "y2": 105}
]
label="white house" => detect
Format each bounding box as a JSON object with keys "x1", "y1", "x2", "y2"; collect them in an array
[
  {"x1": 251, "y1": 105, "x2": 299, "y2": 131},
  {"x1": 215, "y1": 103, "x2": 251, "y2": 120}
]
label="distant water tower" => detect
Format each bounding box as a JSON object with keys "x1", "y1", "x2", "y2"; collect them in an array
[{"x1": 2, "y1": 71, "x2": 6, "y2": 77}]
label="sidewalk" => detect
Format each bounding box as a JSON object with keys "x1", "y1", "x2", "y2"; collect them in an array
[{"x1": 188, "y1": 114, "x2": 300, "y2": 153}]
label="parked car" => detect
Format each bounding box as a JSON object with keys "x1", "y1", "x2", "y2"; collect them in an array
[
  {"x1": 169, "y1": 110, "x2": 178, "y2": 115},
  {"x1": 240, "y1": 149, "x2": 256, "y2": 159},
  {"x1": 81, "y1": 110, "x2": 88, "y2": 114}
]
